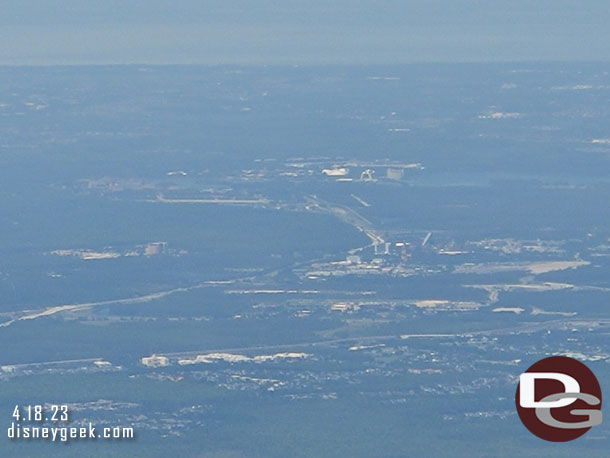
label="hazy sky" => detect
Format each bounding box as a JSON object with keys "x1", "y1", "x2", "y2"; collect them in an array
[{"x1": 2, "y1": 0, "x2": 610, "y2": 65}]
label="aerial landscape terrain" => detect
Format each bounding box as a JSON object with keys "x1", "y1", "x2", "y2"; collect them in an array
[{"x1": 1, "y1": 63, "x2": 610, "y2": 456}]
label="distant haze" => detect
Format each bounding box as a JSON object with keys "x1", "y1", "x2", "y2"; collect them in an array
[{"x1": 2, "y1": 0, "x2": 610, "y2": 65}]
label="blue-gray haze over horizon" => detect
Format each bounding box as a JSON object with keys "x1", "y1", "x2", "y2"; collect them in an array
[{"x1": 1, "y1": 1, "x2": 610, "y2": 65}]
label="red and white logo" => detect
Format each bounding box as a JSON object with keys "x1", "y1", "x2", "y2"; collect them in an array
[{"x1": 515, "y1": 356, "x2": 602, "y2": 442}]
